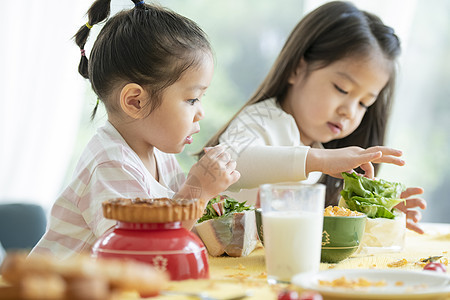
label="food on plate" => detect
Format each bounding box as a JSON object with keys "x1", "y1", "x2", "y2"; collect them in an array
[
  {"x1": 194, "y1": 195, "x2": 258, "y2": 257},
  {"x1": 102, "y1": 197, "x2": 207, "y2": 223},
  {"x1": 339, "y1": 172, "x2": 407, "y2": 251},
  {"x1": 323, "y1": 206, "x2": 364, "y2": 217},
  {"x1": 0, "y1": 252, "x2": 168, "y2": 299},
  {"x1": 423, "y1": 262, "x2": 447, "y2": 273},
  {"x1": 318, "y1": 276, "x2": 387, "y2": 288}
]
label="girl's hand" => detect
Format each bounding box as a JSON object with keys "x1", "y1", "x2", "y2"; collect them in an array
[
  {"x1": 394, "y1": 187, "x2": 426, "y2": 234},
  {"x1": 307, "y1": 146, "x2": 405, "y2": 179},
  {"x1": 176, "y1": 145, "x2": 240, "y2": 202}
]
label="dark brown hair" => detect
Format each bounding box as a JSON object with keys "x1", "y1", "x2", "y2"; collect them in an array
[
  {"x1": 203, "y1": 1, "x2": 401, "y2": 206},
  {"x1": 74, "y1": 0, "x2": 211, "y2": 120}
]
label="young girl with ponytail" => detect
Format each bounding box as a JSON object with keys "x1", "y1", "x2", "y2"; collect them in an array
[{"x1": 31, "y1": 0, "x2": 239, "y2": 259}]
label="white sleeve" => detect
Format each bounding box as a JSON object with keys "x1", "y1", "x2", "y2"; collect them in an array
[
  {"x1": 218, "y1": 102, "x2": 309, "y2": 191},
  {"x1": 226, "y1": 145, "x2": 309, "y2": 191}
]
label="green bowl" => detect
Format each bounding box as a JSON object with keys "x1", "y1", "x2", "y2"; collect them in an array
[
  {"x1": 255, "y1": 208, "x2": 264, "y2": 245},
  {"x1": 321, "y1": 215, "x2": 366, "y2": 263}
]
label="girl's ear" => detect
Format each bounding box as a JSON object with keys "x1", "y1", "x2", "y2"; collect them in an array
[
  {"x1": 119, "y1": 83, "x2": 149, "y2": 119},
  {"x1": 288, "y1": 58, "x2": 307, "y2": 84}
]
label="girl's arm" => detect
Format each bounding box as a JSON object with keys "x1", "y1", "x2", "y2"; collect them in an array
[
  {"x1": 225, "y1": 145, "x2": 310, "y2": 191},
  {"x1": 224, "y1": 143, "x2": 405, "y2": 191},
  {"x1": 218, "y1": 99, "x2": 404, "y2": 189}
]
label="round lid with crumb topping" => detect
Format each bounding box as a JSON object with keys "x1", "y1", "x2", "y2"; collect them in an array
[{"x1": 102, "y1": 198, "x2": 207, "y2": 223}]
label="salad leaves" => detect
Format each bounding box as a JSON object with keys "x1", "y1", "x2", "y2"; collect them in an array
[
  {"x1": 197, "y1": 195, "x2": 253, "y2": 223},
  {"x1": 340, "y1": 172, "x2": 405, "y2": 219}
]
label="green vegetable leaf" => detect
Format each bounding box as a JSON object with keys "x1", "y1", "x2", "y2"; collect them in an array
[
  {"x1": 340, "y1": 172, "x2": 405, "y2": 219},
  {"x1": 197, "y1": 195, "x2": 253, "y2": 223}
]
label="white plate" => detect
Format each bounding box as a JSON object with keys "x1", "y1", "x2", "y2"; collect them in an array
[{"x1": 292, "y1": 269, "x2": 450, "y2": 299}]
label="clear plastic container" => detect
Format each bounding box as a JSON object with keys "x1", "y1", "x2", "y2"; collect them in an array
[{"x1": 357, "y1": 209, "x2": 406, "y2": 254}]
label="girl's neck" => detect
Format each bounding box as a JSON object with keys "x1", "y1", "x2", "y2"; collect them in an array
[{"x1": 141, "y1": 151, "x2": 159, "y2": 182}]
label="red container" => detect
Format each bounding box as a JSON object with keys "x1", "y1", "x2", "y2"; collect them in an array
[{"x1": 92, "y1": 221, "x2": 209, "y2": 280}]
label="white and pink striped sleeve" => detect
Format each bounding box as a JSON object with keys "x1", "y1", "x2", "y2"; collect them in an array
[{"x1": 80, "y1": 160, "x2": 152, "y2": 238}]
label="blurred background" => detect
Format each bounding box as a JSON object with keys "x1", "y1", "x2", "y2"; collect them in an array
[{"x1": 1, "y1": 0, "x2": 449, "y2": 223}]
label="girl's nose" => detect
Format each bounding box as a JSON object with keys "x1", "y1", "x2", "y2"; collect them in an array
[
  {"x1": 194, "y1": 102, "x2": 205, "y2": 122},
  {"x1": 337, "y1": 99, "x2": 358, "y2": 119}
]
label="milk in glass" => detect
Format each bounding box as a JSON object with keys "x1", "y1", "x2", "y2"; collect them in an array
[{"x1": 263, "y1": 210, "x2": 323, "y2": 284}]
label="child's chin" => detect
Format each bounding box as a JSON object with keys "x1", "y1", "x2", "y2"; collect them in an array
[
  {"x1": 318, "y1": 136, "x2": 333, "y2": 144},
  {"x1": 159, "y1": 145, "x2": 184, "y2": 154}
]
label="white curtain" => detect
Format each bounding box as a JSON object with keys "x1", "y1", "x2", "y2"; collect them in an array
[{"x1": 0, "y1": 0, "x2": 93, "y2": 209}]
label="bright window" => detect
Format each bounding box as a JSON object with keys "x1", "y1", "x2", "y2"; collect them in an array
[{"x1": 1, "y1": 0, "x2": 448, "y2": 223}]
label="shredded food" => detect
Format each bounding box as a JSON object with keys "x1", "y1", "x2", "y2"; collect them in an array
[
  {"x1": 324, "y1": 206, "x2": 364, "y2": 217},
  {"x1": 318, "y1": 276, "x2": 386, "y2": 288},
  {"x1": 415, "y1": 256, "x2": 448, "y2": 267},
  {"x1": 387, "y1": 258, "x2": 408, "y2": 268}
]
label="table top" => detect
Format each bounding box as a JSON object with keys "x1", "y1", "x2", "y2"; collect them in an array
[
  {"x1": 150, "y1": 222, "x2": 450, "y2": 300},
  {"x1": 1, "y1": 223, "x2": 449, "y2": 300}
]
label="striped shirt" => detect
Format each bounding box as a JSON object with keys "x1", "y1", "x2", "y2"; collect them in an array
[{"x1": 30, "y1": 121, "x2": 186, "y2": 260}]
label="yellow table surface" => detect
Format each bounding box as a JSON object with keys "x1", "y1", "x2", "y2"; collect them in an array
[
  {"x1": 155, "y1": 222, "x2": 450, "y2": 300},
  {"x1": 1, "y1": 223, "x2": 449, "y2": 299}
]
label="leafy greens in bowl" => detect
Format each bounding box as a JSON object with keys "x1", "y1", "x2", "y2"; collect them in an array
[
  {"x1": 194, "y1": 195, "x2": 257, "y2": 257},
  {"x1": 197, "y1": 195, "x2": 253, "y2": 223},
  {"x1": 339, "y1": 172, "x2": 407, "y2": 253},
  {"x1": 339, "y1": 172, "x2": 405, "y2": 219}
]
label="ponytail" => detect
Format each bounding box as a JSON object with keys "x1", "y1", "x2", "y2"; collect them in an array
[
  {"x1": 73, "y1": 0, "x2": 112, "y2": 79},
  {"x1": 131, "y1": 0, "x2": 146, "y2": 8}
]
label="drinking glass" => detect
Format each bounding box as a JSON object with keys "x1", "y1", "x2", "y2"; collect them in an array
[{"x1": 259, "y1": 183, "x2": 325, "y2": 284}]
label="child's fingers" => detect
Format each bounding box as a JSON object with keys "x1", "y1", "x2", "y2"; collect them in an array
[
  {"x1": 400, "y1": 187, "x2": 425, "y2": 199},
  {"x1": 225, "y1": 159, "x2": 237, "y2": 171},
  {"x1": 396, "y1": 197, "x2": 427, "y2": 210},
  {"x1": 230, "y1": 169, "x2": 240, "y2": 183},
  {"x1": 217, "y1": 151, "x2": 232, "y2": 164},
  {"x1": 368, "y1": 146, "x2": 403, "y2": 157},
  {"x1": 359, "y1": 161, "x2": 375, "y2": 179},
  {"x1": 372, "y1": 156, "x2": 405, "y2": 166},
  {"x1": 406, "y1": 209, "x2": 422, "y2": 223},
  {"x1": 203, "y1": 145, "x2": 225, "y2": 158},
  {"x1": 367, "y1": 147, "x2": 405, "y2": 165},
  {"x1": 406, "y1": 220, "x2": 424, "y2": 234}
]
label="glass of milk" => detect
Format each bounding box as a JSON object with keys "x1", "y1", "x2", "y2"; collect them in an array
[{"x1": 259, "y1": 183, "x2": 325, "y2": 284}]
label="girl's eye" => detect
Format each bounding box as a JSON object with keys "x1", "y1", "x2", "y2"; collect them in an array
[
  {"x1": 359, "y1": 102, "x2": 369, "y2": 109},
  {"x1": 187, "y1": 98, "x2": 199, "y2": 105},
  {"x1": 334, "y1": 84, "x2": 348, "y2": 95}
]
